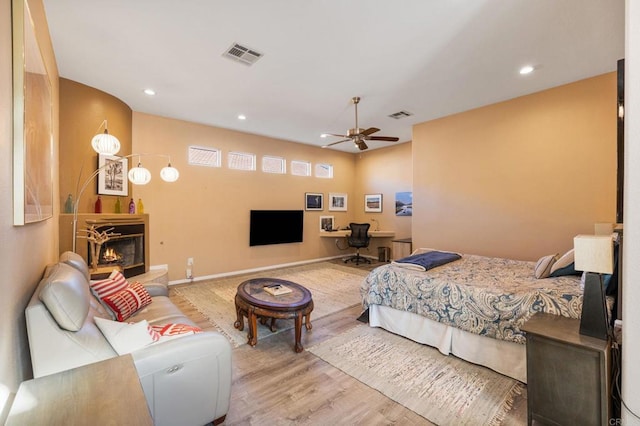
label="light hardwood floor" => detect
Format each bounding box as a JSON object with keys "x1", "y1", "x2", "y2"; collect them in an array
[{"x1": 169, "y1": 259, "x2": 528, "y2": 425}]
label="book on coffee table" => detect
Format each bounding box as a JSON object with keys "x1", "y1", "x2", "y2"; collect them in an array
[{"x1": 263, "y1": 284, "x2": 293, "y2": 296}]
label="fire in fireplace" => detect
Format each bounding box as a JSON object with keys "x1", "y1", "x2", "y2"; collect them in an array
[{"x1": 87, "y1": 221, "x2": 146, "y2": 278}]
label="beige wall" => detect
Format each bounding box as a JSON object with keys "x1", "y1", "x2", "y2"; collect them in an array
[
  {"x1": 132, "y1": 113, "x2": 359, "y2": 280},
  {"x1": 353, "y1": 142, "x2": 413, "y2": 254},
  {"x1": 59, "y1": 78, "x2": 133, "y2": 215},
  {"x1": 412, "y1": 73, "x2": 617, "y2": 261},
  {"x1": 0, "y1": 0, "x2": 59, "y2": 420}
]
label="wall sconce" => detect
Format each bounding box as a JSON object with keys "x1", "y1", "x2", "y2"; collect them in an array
[{"x1": 573, "y1": 234, "x2": 614, "y2": 340}]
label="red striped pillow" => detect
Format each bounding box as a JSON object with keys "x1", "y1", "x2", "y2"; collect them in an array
[
  {"x1": 90, "y1": 270, "x2": 128, "y2": 299},
  {"x1": 151, "y1": 323, "x2": 202, "y2": 336},
  {"x1": 101, "y1": 281, "x2": 152, "y2": 321}
]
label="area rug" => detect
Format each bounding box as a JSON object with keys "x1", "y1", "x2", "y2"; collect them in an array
[
  {"x1": 172, "y1": 262, "x2": 369, "y2": 347},
  {"x1": 308, "y1": 324, "x2": 525, "y2": 426}
]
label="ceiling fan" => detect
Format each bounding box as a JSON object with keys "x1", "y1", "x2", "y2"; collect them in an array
[{"x1": 322, "y1": 96, "x2": 400, "y2": 151}]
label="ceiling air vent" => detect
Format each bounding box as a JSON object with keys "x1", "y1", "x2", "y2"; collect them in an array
[
  {"x1": 222, "y1": 43, "x2": 263, "y2": 66},
  {"x1": 388, "y1": 110, "x2": 413, "y2": 119}
]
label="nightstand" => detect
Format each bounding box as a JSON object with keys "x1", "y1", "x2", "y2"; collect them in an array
[{"x1": 521, "y1": 313, "x2": 611, "y2": 426}]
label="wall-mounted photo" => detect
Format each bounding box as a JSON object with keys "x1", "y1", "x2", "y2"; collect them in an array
[
  {"x1": 319, "y1": 215, "x2": 335, "y2": 232},
  {"x1": 98, "y1": 154, "x2": 128, "y2": 196},
  {"x1": 305, "y1": 192, "x2": 323, "y2": 211},
  {"x1": 395, "y1": 191, "x2": 413, "y2": 216},
  {"x1": 365, "y1": 193, "x2": 382, "y2": 213},
  {"x1": 328, "y1": 193, "x2": 347, "y2": 211}
]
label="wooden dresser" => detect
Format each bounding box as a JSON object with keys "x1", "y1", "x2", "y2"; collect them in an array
[{"x1": 522, "y1": 313, "x2": 611, "y2": 426}]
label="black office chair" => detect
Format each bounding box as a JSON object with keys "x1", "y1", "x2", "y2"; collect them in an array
[{"x1": 343, "y1": 223, "x2": 371, "y2": 265}]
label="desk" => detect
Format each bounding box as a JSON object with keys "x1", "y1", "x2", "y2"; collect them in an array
[
  {"x1": 319, "y1": 230, "x2": 395, "y2": 238},
  {"x1": 6, "y1": 355, "x2": 153, "y2": 425}
]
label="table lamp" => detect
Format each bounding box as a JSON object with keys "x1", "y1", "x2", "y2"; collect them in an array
[{"x1": 573, "y1": 234, "x2": 614, "y2": 340}]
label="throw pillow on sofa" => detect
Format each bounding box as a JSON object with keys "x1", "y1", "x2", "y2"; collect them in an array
[
  {"x1": 95, "y1": 317, "x2": 160, "y2": 355},
  {"x1": 102, "y1": 281, "x2": 153, "y2": 321}
]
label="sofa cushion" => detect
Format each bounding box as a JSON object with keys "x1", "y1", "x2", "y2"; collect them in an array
[
  {"x1": 102, "y1": 281, "x2": 153, "y2": 321},
  {"x1": 95, "y1": 317, "x2": 159, "y2": 355},
  {"x1": 38, "y1": 263, "x2": 91, "y2": 331},
  {"x1": 60, "y1": 251, "x2": 91, "y2": 281}
]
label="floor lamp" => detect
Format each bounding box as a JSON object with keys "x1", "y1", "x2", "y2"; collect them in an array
[
  {"x1": 71, "y1": 122, "x2": 179, "y2": 253},
  {"x1": 574, "y1": 234, "x2": 614, "y2": 340}
]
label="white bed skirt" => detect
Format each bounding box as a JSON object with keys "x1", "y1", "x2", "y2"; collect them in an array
[{"x1": 368, "y1": 304, "x2": 527, "y2": 383}]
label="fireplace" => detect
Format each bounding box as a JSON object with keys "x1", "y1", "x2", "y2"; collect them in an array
[{"x1": 86, "y1": 219, "x2": 146, "y2": 278}]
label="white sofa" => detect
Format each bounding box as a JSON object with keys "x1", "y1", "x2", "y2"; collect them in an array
[{"x1": 25, "y1": 252, "x2": 232, "y2": 426}]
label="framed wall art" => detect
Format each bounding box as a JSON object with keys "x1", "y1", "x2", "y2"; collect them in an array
[
  {"x1": 305, "y1": 192, "x2": 323, "y2": 211},
  {"x1": 365, "y1": 193, "x2": 383, "y2": 213},
  {"x1": 328, "y1": 193, "x2": 347, "y2": 211},
  {"x1": 395, "y1": 191, "x2": 413, "y2": 216},
  {"x1": 319, "y1": 215, "x2": 335, "y2": 232},
  {"x1": 98, "y1": 154, "x2": 129, "y2": 196},
  {"x1": 12, "y1": 0, "x2": 54, "y2": 225}
]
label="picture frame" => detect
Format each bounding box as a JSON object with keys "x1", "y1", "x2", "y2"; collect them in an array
[
  {"x1": 365, "y1": 193, "x2": 383, "y2": 213},
  {"x1": 98, "y1": 154, "x2": 128, "y2": 196},
  {"x1": 305, "y1": 192, "x2": 323, "y2": 211},
  {"x1": 328, "y1": 193, "x2": 348, "y2": 211},
  {"x1": 12, "y1": 0, "x2": 54, "y2": 225},
  {"x1": 319, "y1": 215, "x2": 335, "y2": 232},
  {"x1": 396, "y1": 191, "x2": 413, "y2": 216}
]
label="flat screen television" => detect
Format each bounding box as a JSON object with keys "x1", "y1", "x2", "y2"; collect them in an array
[{"x1": 250, "y1": 210, "x2": 304, "y2": 246}]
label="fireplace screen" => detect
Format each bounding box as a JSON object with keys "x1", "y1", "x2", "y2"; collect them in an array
[{"x1": 88, "y1": 223, "x2": 145, "y2": 278}]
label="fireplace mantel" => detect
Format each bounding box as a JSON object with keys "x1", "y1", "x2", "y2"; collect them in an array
[{"x1": 59, "y1": 213, "x2": 150, "y2": 277}]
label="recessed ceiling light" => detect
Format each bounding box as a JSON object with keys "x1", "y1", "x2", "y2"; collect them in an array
[
  {"x1": 143, "y1": 88, "x2": 156, "y2": 96},
  {"x1": 519, "y1": 65, "x2": 535, "y2": 75},
  {"x1": 320, "y1": 133, "x2": 328, "y2": 138},
  {"x1": 238, "y1": 114, "x2": 247, "y2": 120}
]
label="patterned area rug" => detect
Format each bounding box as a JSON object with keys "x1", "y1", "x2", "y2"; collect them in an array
[
  {"x1": 309, "y1": 324, "x2": 525, "y2": 426},
  {"x1": 172, "y1": 262, "x2": 369, "y2": 347}
]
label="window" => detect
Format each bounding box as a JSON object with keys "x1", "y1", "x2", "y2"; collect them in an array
[
  {"x1": 228, "y1": 152, "x2": 256, "y2": 171},
  {"x1": 262, "y1": 156, "x2": 286, "y2": 174},
  {"x1": 291, "y1": 160, "x2": 311, "y2": 177},
  {"x1": 188, "y1": 146, "x2": 221, "y2": 167},
  {"x1": 315, "y1": 163, "x2": 333, "y2": 178}
]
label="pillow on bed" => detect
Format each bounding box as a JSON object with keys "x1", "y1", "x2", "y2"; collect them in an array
[
  {"x1": 549, "y1": 249, "x2": 581, "y2": 277},
  {"x1": 534, "y1": 254, "x2": 558, "y2": 279}
]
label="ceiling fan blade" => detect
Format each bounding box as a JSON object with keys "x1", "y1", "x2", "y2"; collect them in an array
[
  {"x1": 357, "y1": 141, "x2": 368, "y2": 150},
  {"x1": 324, "y1": 133, "x2": 349, "y2": 138},
  {"x1": 322, "y1": 138, "x2": 351, "y2": 148},
  {"x1": 367, "y1": 136, "x2": 400, "y2": 142},
  {"x1": 360, "y1": 127, "x2": 380, "y2": 136}
]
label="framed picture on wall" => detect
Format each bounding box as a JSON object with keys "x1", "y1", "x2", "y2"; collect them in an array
[
  {"x1": 305, "y1": 192, "x2": 323, "y2": 211},
  {"x1": 97, "y1": 154, "x2": 128, "y2": 196},
  {"x1": 395, "y1": 191, "x2": 413, "y2": 216},
  {"x1": 365, "y1": 194, "x2": 383, "y2": 213},
  {"x1": 320, "y1": 215, "x2": 335, "y2": 232},
  {"x1": 328, "y1": 193, "x2": 347, "y2": 211}
]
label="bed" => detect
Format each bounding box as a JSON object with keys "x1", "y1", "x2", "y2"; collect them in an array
[{"x1": 360, "y1": 249, "x2": 586, "y2": 383}]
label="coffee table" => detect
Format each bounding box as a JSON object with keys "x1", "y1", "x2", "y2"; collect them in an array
[{"x1": 234, "y1": 278, "x2": 314, "y2": 352}]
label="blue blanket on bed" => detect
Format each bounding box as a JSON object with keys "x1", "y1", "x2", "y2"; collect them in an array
[{"x1": 391, "y1": 251, "x2": 461, "y2": 271}]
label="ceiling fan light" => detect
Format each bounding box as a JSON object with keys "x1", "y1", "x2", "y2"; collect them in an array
[
  {"x1": 91, "y1": 130, "x2": 121, "y2": 155},
  {"x1": 128, "y1": 164, "x2": 152, "y2": 185},
  {"x1": 160, "y1": 164, "x2": 180, "y2": 182}
]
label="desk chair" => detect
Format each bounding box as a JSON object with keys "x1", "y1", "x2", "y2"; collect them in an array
[{"x1": 344, "y1": 223, "x2": 371, "y2": 265}]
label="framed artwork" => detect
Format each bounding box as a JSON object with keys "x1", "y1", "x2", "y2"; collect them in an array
[
  {"x1": 12, "y1": 0, "x2": 54, "y2": 225},
  {"x1": 305, "y1": 192, "x2": 323, "y2": 211},
  {"x1": 328, "y1": 193, "x2": 348, "y2": 211},
  {"x1": 319, "y1": 215, "x2": 335, "y2": 232},
  {"x1": 98, "y1": 154, "x2": 128, "y2": 196},
  {"x1": 365, "y1": 194, "x2": 383, "y2": 213},
  {"x1": 395, "y1": 191, "x2": 413, "y2": 216}
]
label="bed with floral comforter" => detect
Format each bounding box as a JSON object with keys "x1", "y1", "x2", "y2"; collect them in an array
[{"x1": 361, "y1": 254, "x2": 583, "y2": 344}]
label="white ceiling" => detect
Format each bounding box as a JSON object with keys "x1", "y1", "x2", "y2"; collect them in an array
[{"x1": 43, "y1": 1, "x2": 625, "y2": 153}]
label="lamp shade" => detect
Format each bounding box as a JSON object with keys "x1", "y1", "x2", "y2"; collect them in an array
[
  {"x1": 573, "y1": 235, "x2": 614, "y2": 274},
  {"x1": 160, "y1": 165, "x2": 180, "y2": 182},
  {"x1": 128, "y1": 164, "x2": 152, "y2": 185},
  {"x1": 91, "y1": 131, "x2": 121, "y2": 155}
]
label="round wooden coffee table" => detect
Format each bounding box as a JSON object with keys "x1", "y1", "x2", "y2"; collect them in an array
[{"x1": 234, "y1": 278, "x2": 314, "y2": 353}]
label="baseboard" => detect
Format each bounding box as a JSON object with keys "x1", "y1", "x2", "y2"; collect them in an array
[{"x1": 168, "y1": 255, "x2": 348, "y2": 285}]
